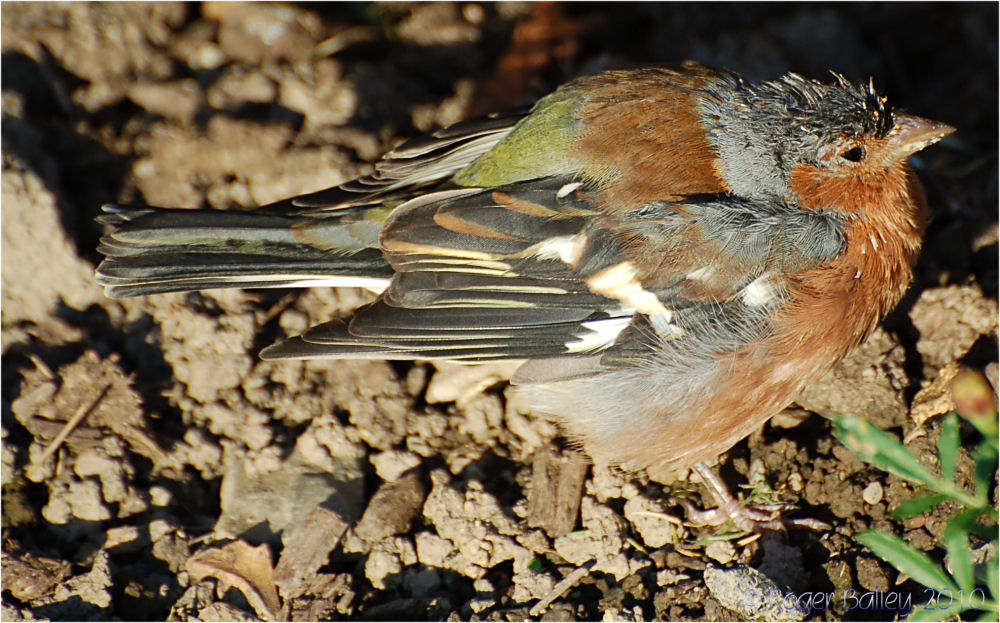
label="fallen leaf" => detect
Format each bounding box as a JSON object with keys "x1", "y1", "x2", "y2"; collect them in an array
[{"x1": 186, "y1": 540, "x2": 280, "y2": 621}]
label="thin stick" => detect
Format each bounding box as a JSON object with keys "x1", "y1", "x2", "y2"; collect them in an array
[
  {"x1": 529, "y1": 560, "x2": 594, "y2": 616},
  {"x1": 31, "y1": 384, "x2": 111, "y2": 468}
]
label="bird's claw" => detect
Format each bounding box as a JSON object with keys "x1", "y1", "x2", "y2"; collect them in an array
[{"x1": 679, "y1": 463, "x2": 833, "y2": 533}]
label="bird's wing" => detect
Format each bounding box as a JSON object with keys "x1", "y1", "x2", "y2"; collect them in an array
[
  {"x1": 262, "y1": 178, "x2": 848, "y2": 376},
  {"x1": 263, "y1": 177, "x2": 619, "y2": 362},
  {"x1": 285, "y1": 110, "x2": 529, "y2": 212}
]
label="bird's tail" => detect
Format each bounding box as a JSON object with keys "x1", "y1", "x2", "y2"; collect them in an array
[{"x1": 96, "y1": 204, "x2": 395, "y2": 298}]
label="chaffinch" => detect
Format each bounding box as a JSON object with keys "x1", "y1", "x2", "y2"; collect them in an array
[{"x1": 97, "y1": 61, "x2": 953, "y2": 505}]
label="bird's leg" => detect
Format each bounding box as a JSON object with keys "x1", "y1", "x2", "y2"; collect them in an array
[{"x1": 676, "y1": 462, "x2": 830, "y2": 533}]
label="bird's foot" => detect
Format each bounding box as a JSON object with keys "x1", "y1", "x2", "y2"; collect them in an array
[{"x1": 678, "y1": 463, "x2": 831, "y2": 533}]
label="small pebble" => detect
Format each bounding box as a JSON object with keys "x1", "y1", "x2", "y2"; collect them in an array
[
  {"x1": 150, "y1": 485, "x2": 172, "y2": 507},
  {"x1": 705, "y1": 540, "x2": 736, "y2": 564},
  {"x1": 747, "y1": 458, "x2": 767, "y2": 486},
  {"x1": 655, "y1": 569, "x2": 690, "y2": 586},
  {"x1": 370, "y1": 449, "x2": 421, "y2": 482},
  {"x1": 149, "y1": 518, "x2": 176, "y2": 543},
  {"x1": 104, "y1": 525, "x2": 142, "y2": 550},
  {"x1": 279, "y1": 309, "x2": 309, "y2": 334},
  {"x1": 473, "y1": 578, "x2": 495, "y2": 592},
  {"x1": 862, "y1": 481, "x2": 884, "y2": 505},
  {"x1": 787, "y1": 471, "x2": 804, "y2": 493}
]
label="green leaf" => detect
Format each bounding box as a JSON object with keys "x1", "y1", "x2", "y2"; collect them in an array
[
  {"x1": 832, "y1": 415, "x2": 941, "y2": 488},
  {"x1": 856, "y1": 530, "x2": 958, "y2": 593},
  {"x1": 987, "y1": 554, "x2": 999, "y2": 600},
  {"x1": 972, "y1": 442, "x2": 999, "y2": 506},
  {"x1": 937, "y1": 413, "x2": 960, "y2": 482},
  {"x1": 971, "y1": 418, "x2": 1000, "y2": 453},
  {"x1": 942, "y1": 510, "x2": 978, "y2": 593},
  {"x1": 892, "y1": 493, "x2": 947, "y2": 520}
]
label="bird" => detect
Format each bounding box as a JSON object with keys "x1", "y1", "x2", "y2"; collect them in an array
[{"x1": 96, "y1": 61, "x2": 953, "y2": 527}]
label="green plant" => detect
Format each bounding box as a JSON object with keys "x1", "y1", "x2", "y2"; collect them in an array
[{"x1": 831, "y1": 368, "x2": 999, "y2": 622}]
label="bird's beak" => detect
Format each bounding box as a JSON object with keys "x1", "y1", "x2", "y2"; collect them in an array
[{"x1": 886, "y1": 113, "x2": 956, "y2": 163}]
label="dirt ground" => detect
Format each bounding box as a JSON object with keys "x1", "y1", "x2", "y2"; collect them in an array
[{"x1": 1, "y1": 3, "x2": 997, "y2": 621}]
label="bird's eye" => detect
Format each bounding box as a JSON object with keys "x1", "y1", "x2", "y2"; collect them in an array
[{"x1": 840, "y1": 146, "x2": 866, "y2": 162}]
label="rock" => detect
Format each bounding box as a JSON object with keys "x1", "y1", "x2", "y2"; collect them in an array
[
  {"x1": 370, "y1": 450, "x2": 422, "y2": 482},
  {"x1": 354, "y1": 472, "x2": 427, "y2": 543},
  {"x1": 365, "y1": 548, "x2": 403, "y2": 591},
  {"x1": 2, "y1": 160, "x2": 101, "y2": 325},
  {"x1": 862, "y1": 481, "x2": 884, "y2": 505},
  {"x1": 215, "y1": 437, "x2": 363, "y2": 542},
  {"x1": 704, "y1": 565, "x2": 808, "y2": 621},
  {"x1": 705, "y1": 540, "x2": 736, "y2": 564},
  {"x1": 623, "y1": 494, "x2": 678, "y2": 549},
  {"x1": 127, "y1": 79, "x2": 202, "y2": 123},
  {"x1": 202, "y1": 2, "x2": 322, "y2": 63},
  {"x1": 910, "y1": 284, "x2": 998, "y2": 373}
]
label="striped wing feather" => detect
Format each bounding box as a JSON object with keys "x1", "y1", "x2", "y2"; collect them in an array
[{"x1": 262, "y1": 177, "x2": 633, "y2": 362}]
